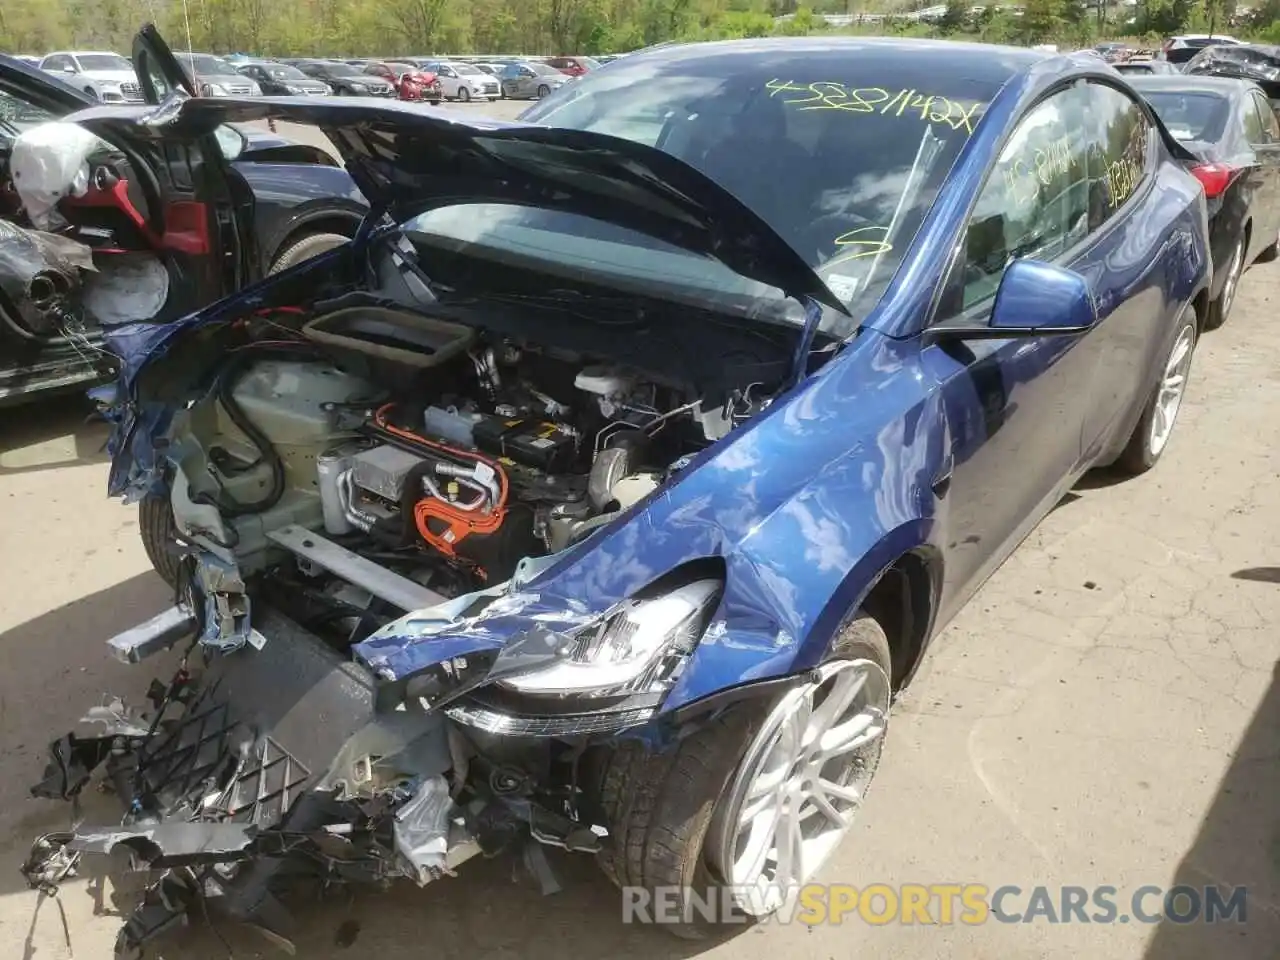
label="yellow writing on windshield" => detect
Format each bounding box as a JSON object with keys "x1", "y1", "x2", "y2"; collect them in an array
[
  {"x1": 828, "y1": 225, "x2": 892, "y2": 269},
  {"x1": 766, "y1": 79, "x2": 984, "y2": 136}
]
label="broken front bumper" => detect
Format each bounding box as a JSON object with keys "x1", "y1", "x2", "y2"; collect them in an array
[{"x1": 25, "y1": 604, "x2": 598, "y2": 958}]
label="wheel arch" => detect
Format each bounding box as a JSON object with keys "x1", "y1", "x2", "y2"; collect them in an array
[{"x1": 265, "y1": 206, "x2": 362, "y2": 272}]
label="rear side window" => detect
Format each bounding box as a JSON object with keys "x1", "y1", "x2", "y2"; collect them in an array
[
  {"x1": 1254, "y1": 92, "x2": 1280, "y2": 140},
  {"x1": 1242, "y1": 94, "x2": 1267, "y2": 143},
  {"x1": 951, "y1": 85, "x2": 1092, "y2": 312},
  {"x1": 1084, "y1": 82, "x2": 1150, "y2": 230}
]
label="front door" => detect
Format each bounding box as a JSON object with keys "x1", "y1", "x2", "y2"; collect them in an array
[{"x1": 924, "y1": 83, "x2": 1104, "y2": 623}]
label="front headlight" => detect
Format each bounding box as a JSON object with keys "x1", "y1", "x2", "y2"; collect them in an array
[{"x1": 501, "y1": 579, "x2": 722, "y2": 697}]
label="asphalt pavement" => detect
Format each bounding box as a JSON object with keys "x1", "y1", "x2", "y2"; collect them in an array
[{"x1": 0, "y1": 98, "x2": 1276, "y2": 959}]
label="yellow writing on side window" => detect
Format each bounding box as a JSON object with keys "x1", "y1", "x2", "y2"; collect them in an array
[
  {"x1": 1106, "y1": 155, "x2": 1143, "y2": 208},
  {"x1": 1001, "y1": 134, "x2": 1076, "y2": 209},
  {"x1": 765, "y1": 79, "x2": 984, "y2": 136}
]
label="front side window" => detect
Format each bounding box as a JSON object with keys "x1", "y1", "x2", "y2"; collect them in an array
[{"x1": 950, "y1": 85, "x2": 1092, "y2": 313}]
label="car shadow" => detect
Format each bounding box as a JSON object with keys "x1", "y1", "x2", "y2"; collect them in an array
[
  {"x1": 1141, "y1": 659, "x2": 1280, "y2": 960},
  {"x1": 0, "y1": 395, "x2": 109, "y2": 476},
  {"x1": 0, "y1": 573, "x2": 174, "y2": 892},
  {"x1": 167, "y1": 852, "x2": 730, "y2": 960},
  {"x1": 1230, "y1": 567, "x2": 1280, "y2": 584}
]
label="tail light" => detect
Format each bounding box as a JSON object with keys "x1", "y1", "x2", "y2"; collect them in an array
[{"x1": 1189, "y1": 162, "x2": 1237, "y2": 199}]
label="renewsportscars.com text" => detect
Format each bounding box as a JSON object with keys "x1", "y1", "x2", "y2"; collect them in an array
[{"x1": 622, "y1": 883, "x2": 1249, "y2": 926}]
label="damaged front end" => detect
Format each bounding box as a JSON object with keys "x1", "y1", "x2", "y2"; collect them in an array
[{"x1": 26, "y1": 575, "x2": 621, "y2": 959}]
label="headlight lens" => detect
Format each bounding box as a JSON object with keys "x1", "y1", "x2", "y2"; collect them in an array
[{"x1": 500, "y1": 578, "x2": 721, "y2": 697}]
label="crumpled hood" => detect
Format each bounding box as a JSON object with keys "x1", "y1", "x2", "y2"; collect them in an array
[{"x1": 67, "y1": 94, "x2": 845, "y2": 312}]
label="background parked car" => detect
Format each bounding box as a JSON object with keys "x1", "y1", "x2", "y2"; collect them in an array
[
  {"x1": 1114, "y1": 59, "x2": 1182, "y2": 76},
  {"x1": 175, "y1": 52, "x2": 262, "y2": 96},
  {"x1": 1160, "y1": 34, "x2": 1240, "y2": 67},
  {"x1": 544, "y1": 55, "x2": 600, "y2": 76},
  {"x1": 1183, "y1": 43, "x2": 1280, "y2": 111},
  {"x1": 295, "y1": 59, "x2": 396, "y2": 96},
  {"x1": 38, "y1": 51, "x2": 143, "y2": 103},
  {"x1": 1130, "y1": 75, "x2": 1280, "y2": 330},
  {"x1": 499, "y1": 59, "x2": 571, "y2": 99},
  {"x1": 423, "y1": 60, "x2": 499, "y2": 101},
  {"x1": 235, "y1": 60, "x2": 332, "y2": 96},
  {"x1": 363, "y1": 61, "x2": 442, "y2": 103},
  {"x1": 0, "y1": 45, "x2": 365, "y2": 407}
]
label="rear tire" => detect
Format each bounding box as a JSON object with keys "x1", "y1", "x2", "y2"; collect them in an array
[
  {"x1": 1203, "y1": 232, "x2": 1246, "y2": 331},
  {"x1": 139, "y1": 495, "x2": 181, "y2": 588},
  {"x1": 595, "y1": 613, "x2": 893, "y2": 937},
  {"x1": 269, "y1": 232, "x2": 348, "y2": 274},
  {"x1": 1115, "y1": 309, "x2": 1197, "y2": 475}
]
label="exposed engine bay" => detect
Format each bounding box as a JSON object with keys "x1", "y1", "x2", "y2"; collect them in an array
[
  {"x1": 167, "y1": 302, "x2": 754, "y2": 647},
  {"x1": 27, "y1": 287, "x2": 795, "y2": 957}
]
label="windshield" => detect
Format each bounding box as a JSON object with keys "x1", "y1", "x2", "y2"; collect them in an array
[
  {"x1": 578, "y1": 57, "x2": 601, "y2": 69},
  {"x1": 452, "y1": 63, "x2": 484, "y2": 75},
  {"x1": 265, "y1": 64, "x2": 307, "y2": 79},
  {"x1": 438, "y1": 45, "x2": 1016, "y2": 333},
  {"x1": 76, "y1": 54, "x2": 132, "y2": 72},
  {"x1": 530, "y1": 62, "x2": 563, "y2": 76},
  {"x1": 181, "y1": 54, "x2": 235, "y2": 76},
  {"x1": 388, "y1": 62, "x2": 417, "y2": 73},
  {"x1": 1141, "y1": 90, "x2": 1229, "y2": 142}
]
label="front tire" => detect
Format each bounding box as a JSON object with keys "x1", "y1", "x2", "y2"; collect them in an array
[
  {"x1": 139, "y1": 495, "x2": 181, "y2": 587},
  {"x1": 458, "y1": 86, "x2": 471, "y2": 103},
  {"x1": 1115, "y1": 309, "x2": 1197, "y2": 475},
  {"x1": 596, "y1": 613, "x2": 892, "y2": 937},
  {"x1": 537, "y1": 84, "x2": 551, "y2": 99},
  {"x1": 269, "y1": 232, "x2": 349, "y2": 274}
]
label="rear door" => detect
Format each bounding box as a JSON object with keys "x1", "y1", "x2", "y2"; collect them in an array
[{"x1": 1247, "y1": 88, "x2": 1280, "y2": 251}]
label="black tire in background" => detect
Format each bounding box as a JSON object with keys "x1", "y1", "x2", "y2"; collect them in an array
[
  {"x1": 537, "y1": 84, "x2": 551, "y2": 99},
  {"x1": 1202, "y1": 231, "x2": 1246, "y2": 331},
  {"x1": 269, "y1": 232, "x2": 349, "y2": 274},
  {"x1": 139, "y1": 495, "x2": 181, "y2": 587}
]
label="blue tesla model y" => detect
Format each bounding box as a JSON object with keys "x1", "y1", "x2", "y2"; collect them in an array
[{"x1": 26, "y1": 31, "x2": 1211, "y2": 952}]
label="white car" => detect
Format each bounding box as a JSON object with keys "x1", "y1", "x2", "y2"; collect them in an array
[
  {"x1": 426, "y1": 60, "x2": 501, "y2": 101},
  {"x1": 38, "y1": 51, "x2": 144, "y2": 103}
]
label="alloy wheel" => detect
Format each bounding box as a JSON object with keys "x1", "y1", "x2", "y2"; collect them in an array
[
  {"x1": 1148, "y1": 322, "x2": 1195, "y2": 457},
  {"x1": 707, "y1": 657, "x2": 890, "y2": 915},
  {"x1": 1220, "y1": 237, "x2": 1244, "y2": 320}
]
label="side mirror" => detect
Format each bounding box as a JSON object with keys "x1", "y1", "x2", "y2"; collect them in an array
[{"x1": 929, "y1": 259, "x2": 1097, "y2": 342}]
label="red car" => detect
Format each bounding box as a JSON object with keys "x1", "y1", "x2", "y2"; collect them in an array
[
  {"x1": 363, "y1": 61, "x2": 442, "y2": 103},
  {"x1": 543, "y1": 56, "x2": 600, "y2": 77}
]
